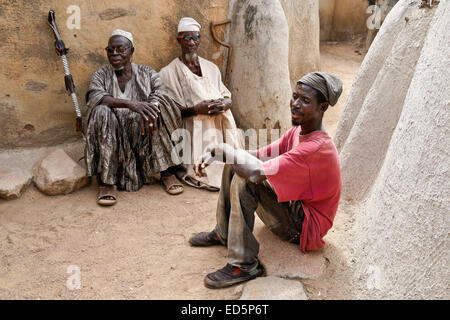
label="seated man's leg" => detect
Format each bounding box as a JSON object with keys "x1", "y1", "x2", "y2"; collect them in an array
[
  {"x1": 86, "y1": 104, "x2": 120, "y2": 184},
  {"x1": 214, "y1": 165, "x2": 303, "y2": 264},
  {"x1": 214, "y1": 163, "x2": 237, "y2": 243},
  {"x1": 254, "y1": 181, "x2": 304, "y2": 244},
  {"x1": 189, "y1": 164, "x2": 234, "y2": 246},
  {"x1": 189, "y1": 164, "x2": 252, "y2": 248},
  {"x1": 137, "y1": 102, "x2": 184, "y2": 195},
  {"x1": 195, "y1": 164, "x2": 304, "y2": 288},
  {"x1": 200, "y1": 165, "x2": 264, "y2": 288},
  {"x1": 85, "y1": 104, "x2": 120, "y2": 204}
]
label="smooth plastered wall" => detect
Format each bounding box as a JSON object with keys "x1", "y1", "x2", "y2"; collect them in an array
[
  {"x1": 320, "y1": 0, "x2": 370, "y2": 41},
  {"x1": 0, "y1": 0, "x2": 229, "y2": 148}
]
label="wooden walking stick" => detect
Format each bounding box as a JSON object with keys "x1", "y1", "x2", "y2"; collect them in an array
[
  {"x1": 210, "y1": 20, "x2": 232, "y2": 87},
  {"x1": 47, "y1": 10, "x2": 83, "y2": 133}
]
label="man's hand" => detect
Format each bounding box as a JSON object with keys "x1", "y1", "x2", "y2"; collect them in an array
[
  {"x1": 194, "y1": 143, "x2": 266, "y2": 182},
  {"x1": 194, "y1": 143, "x2": 234, "y2": 177},
  {"x1": 194, "y1": 148, "x2": 216, "y2": 177},
  {"x1": 207, "y1": 98, "x2": 230, "y2": 114},
  {"x1": 194, "y1": 98, "x2": 231, "y2": 116},
  {"x1": 194, "y1": 99, "x2": 215, "y2": 115},
  {"x1": 101, "y1": 96, "x2": 160, "y2": 135},
  {"x1": 127, "y1": 101, "x2": 160, "y2": 135}
]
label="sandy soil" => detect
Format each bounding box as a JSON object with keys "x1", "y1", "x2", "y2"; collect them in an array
[{"x1": 0, "y1": 41, "x2": 364, "y2": 300}]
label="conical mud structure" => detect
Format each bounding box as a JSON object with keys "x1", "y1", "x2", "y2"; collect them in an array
[
  {"x1": 335, "y1": 0, "x2": 449, "y2": 299},
  {"x1": 227, "y1": 0, "x2": 292, "y2": 137},
  {"x1": 227, "y1": 0, "x2": 320, "y2": 142},
  {"x1": 280, "y1": 0, "x2": 320, "y2": 89}
]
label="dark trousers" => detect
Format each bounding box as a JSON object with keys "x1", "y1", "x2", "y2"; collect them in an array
[{"x1": 213, "y1": 164, "x2": 304, "y2": 271}]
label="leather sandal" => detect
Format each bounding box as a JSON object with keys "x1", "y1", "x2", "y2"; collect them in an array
[
  {"x1": 161, "y1": 174, "x2": 184, "y2": 195},
  {"x1": 97, "y1": 185, "x2": 117, "y2": 206}
]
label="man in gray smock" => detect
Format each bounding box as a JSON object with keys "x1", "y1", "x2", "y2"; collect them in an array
[{"x1": 84, "y1": 29, "x2": 184, "y2": 205}]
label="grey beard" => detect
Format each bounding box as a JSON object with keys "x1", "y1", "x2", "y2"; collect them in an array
[
  {"x1": 112, "y1": 66, "x2": 124, "y2": 71},
  {"x1": 184, "y1": 52, "x2": 198, "y2": 63}
]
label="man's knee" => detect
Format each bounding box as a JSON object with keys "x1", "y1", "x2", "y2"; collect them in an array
[
  {"x1": 230, "y1": 172, "x2": 257, "y2": 197},
  {"x1": 89, "y1": 104, "x2": 118, "y2": 127},
  {"x1": 91, "y1": 104, "x2": 112, "y2": 117},
  {"x1": 223, "y1": 163, "x2": 234, "y2": 174}
]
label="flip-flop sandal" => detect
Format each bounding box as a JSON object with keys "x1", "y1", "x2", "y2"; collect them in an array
[
  {"x1": 161, "y1": 174, "x2": 184, "y2": 195},
  {"x1": 182, "y1": 175, "x2": 220, "y2": 192},
  {"x1": 97, "y1": 185, "x2": 117, "y2": 206}
]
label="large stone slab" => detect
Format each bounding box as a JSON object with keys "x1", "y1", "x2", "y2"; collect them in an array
[
  {"x1": 33, "y1": 149, "x2": 89, "y2": 196},
  {"x1": 240, "y1": 276, "x2": 308, "y2": 300},
  {"x1": 254, "y1": 218, "x2": 328, "y2": 280},
  {"x1": 0, "y1": 168, "x2": 32, "y2": 200}
]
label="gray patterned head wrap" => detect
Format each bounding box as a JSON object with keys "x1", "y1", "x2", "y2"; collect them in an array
[{"x1": 297, "y1": 72, "x2": 343, "y2": 106}]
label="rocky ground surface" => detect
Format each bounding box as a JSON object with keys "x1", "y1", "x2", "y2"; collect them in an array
[{"x1": 0, "y1": 42, "x2": 364, "y2": 300}]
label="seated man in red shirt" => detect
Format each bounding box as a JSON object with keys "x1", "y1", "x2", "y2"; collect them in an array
[{"x1": 191, "y1": 72, "x2": 343, "y2": 289}]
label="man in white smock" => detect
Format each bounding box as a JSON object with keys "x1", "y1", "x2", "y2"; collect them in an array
[{"x1": 159, "y1": 17, "x2": 242, "y2": 191}]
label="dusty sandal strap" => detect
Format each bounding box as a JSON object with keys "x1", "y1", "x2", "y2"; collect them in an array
[
  {"x1": 97, "y1": 185, "x2": 117, "y2": 206},
  {"x1": 161, "y1": 175, "x2": 184, "y2": 195},
  {"x1": 182, "y1": 175, "x2": 219, "y2": 192}
]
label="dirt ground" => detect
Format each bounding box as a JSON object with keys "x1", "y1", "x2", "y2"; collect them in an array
[{"x1": 0, "y1": 41, "x2": 364, "y2": 300}]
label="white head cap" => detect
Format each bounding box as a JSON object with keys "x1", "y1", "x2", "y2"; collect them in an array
[
  {"x1": 178, "y1": 17, "x2": 201, "y2": 33},
  {"x1": 110, "y1": 29, "x2": 134, "y2": 46}
]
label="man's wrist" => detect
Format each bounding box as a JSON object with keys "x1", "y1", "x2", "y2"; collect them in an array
[
  {"x1": 214, "y1": 143, "x2": 234, "y2": 161},
  {"x1": 181, "y1": 107, "x2": 196, "y2": 118},
  {"x1": 223, "y1": 97, "x2": 231, "y2": 109}
]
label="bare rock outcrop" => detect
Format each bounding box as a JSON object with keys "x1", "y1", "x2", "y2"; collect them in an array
[
  {"x1": 0, "y1": 168, "x2": 32, "y2": 200},
  {"x1": 254, "y1": 218, "x2": 328, "y2": 280},
  {"x1": 33, "y1": 149, "x2": 89, "y2": 196},
  {"x1": 240, "y1": 276, "x2": 308, "y2": 300}
]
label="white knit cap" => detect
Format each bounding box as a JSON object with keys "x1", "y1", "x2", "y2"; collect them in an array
[
  {"x1": 110, "y1": 29, "x2": 134, "y2": 46},
  {"x1": 178, "y1": 17, "x2": 201, "y2": 33}
]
